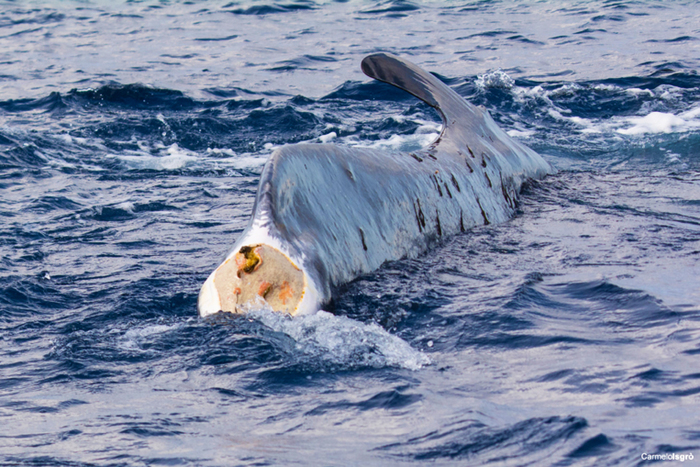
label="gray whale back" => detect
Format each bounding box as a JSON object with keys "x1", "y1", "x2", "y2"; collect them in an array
[
  {"x1": 256, "y1": 53, "x2": 550, "y2": 300},
  {"x1": 198, "y1": 53, "x2": 551, "y2": 316}
]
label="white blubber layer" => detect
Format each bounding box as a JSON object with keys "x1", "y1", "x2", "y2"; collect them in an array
[{"x1": 198, "y1": 213, "x2": 322, "y2": 317}]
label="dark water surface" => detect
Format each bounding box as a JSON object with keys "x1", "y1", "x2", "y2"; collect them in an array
[{"x1": 2, "y1": 1, "x2": 700, "y2": 465}]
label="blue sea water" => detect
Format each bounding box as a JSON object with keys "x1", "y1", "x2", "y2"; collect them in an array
[{"x1": 1, "y1": 0, "x2": 700, "y2": 465}]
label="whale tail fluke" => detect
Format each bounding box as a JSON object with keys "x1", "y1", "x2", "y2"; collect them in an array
[
  {"x1": 361, "y1": 52, "x2": 481, "y2": 131},
  {"x1": 362, "y1": 52, "x2": 549, "y2": 179}
]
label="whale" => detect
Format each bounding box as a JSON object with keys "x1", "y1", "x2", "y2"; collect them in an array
[{"x1": 198, "y1": 53, "x2": 552, "y2": 317}]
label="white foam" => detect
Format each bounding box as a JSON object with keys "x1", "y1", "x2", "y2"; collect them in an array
[
  {"x1": 349, "y1": 132, "x2": 439, "y2": 153},
  {"x1": 476, "y1": 69, "x2": 515, "y2": 90},
  {"x1": 666, "y1": 152, "x2": 681, "y2": 163},
  {"x1": 592, "y1": 83, "x2": 618, "y2": 93},
  {"x1": 114, "y1": 201, "x2": 135, "y2": 213},
  {"x1": 206, "y1": 147, "x2": 236, "y2": 157},
  {"x1": 113, "y1": 143, "x2": 197, "y2": 170},
  {"x1": 546, "y1": 83, "x2": 582, "y2": 98},
  {"x1": 228, "y1": 155, "x2": 269, "y2": 170},
  {"x1": 616, "y1": 110, "x2": 700, "y2": 135},
  {"x1": 656, "y1": 84, "x2": 685, "y2": 101},
  {"x1": 118, "y1": 324, "x2": 181, "y2": 351},
  {"x1": 246, "y1": 306, "x2": 431, "y2": 371},
  {"x1": 515, "y1": 84, "x2": 550, "y2": 102},
  {"x1": 55, "y1": 134, "x2": 74, "y2": 144},
  {"x1": 507, "y1": 129, "x2": 535, "y2": 138},
  {"x1": 681, "y1": 106, "x2": 700, "y2": 119},
  {"x1": 547, "y1": 108, "x2": 600, "y2": 133},
  {"x1": 206, "y1": 147, "x2": 270, "y2": 170},
  {"x1": 625, "y1": 87, "x2": 654, "y2": 97},
  {"x1": 319, "y1": 131, "x2": 337, "y2": 143},
  {"x1": 491, "y1": 80, "x2": 700, "y2": 139},
  {"x1": 416, "y1": 122, "x2": 441, "y2": 134}
]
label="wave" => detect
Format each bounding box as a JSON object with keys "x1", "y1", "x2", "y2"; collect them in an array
[
  {"x1": 1, "y1": 66, "x2": 698, "y2": 182},
  {"x1": 245, "y1": 305, "x2": 430, "y2": 371},
  {"x1": 66, "y1": 85, "x2": 203, "y2": 111},
  {"x1": 379, "y1": 415, "x2": 589, "y2": 462},
  {"x1": 321, "y1": 79, "x2": 418, "y2": 102},
  {"x1": 224, "y1": 1, "x2": 318, "y2": 15},
  {"x1": 0, "y1": 92, "x2": 66, "y2": 113},
  {"x1": 359, "y1": 0, "x2": 420, "y2": 16}
]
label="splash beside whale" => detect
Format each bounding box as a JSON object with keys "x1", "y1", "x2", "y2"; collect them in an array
[{"x1": 198, "y1": 53, "x2": 552, "y2": 317}]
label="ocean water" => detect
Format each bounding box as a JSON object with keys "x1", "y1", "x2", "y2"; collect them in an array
[{"x1": 1, "y1": 1, "x2": 700, "y2": 465}]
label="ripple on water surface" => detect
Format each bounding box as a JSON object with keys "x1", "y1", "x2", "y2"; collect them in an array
[{"x1": 2, "y1": 1, "x2": 700, "y2": 465}]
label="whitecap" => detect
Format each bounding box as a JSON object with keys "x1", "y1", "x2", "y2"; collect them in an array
[
  {"x1": 547, "y1": 83, "x2": 583, "y2": 98},
  {"x1": 507, "y1": 129, "x2": 535, "y2": 138},
  {"x1": 206, "y1": 147, "x2": 236, "y2": 157},
  {"x1": 625, "y1": 87, "x2": 654, "y2": 97},
  {"x1": 319, "y1": 131, "x2": 337, "y2": 143},
  {"x1": 206, "y1": 147, "x2": 271, "y2": 170},
  {"x1": 114, "y1": 201, "x2": 135, "y2": 213},
  {"x1": 616, "y1": 111, "x2": 699, "y2": 135},
  {"x1": 547, "y1": 108, "x2": 600, "y2": 133},
  {"x1": 476, "y1": 69, "x2": 515, "y2": 90},
  {"x1": 113, "y1": 143, "x2": 198, "y2": 170}
]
